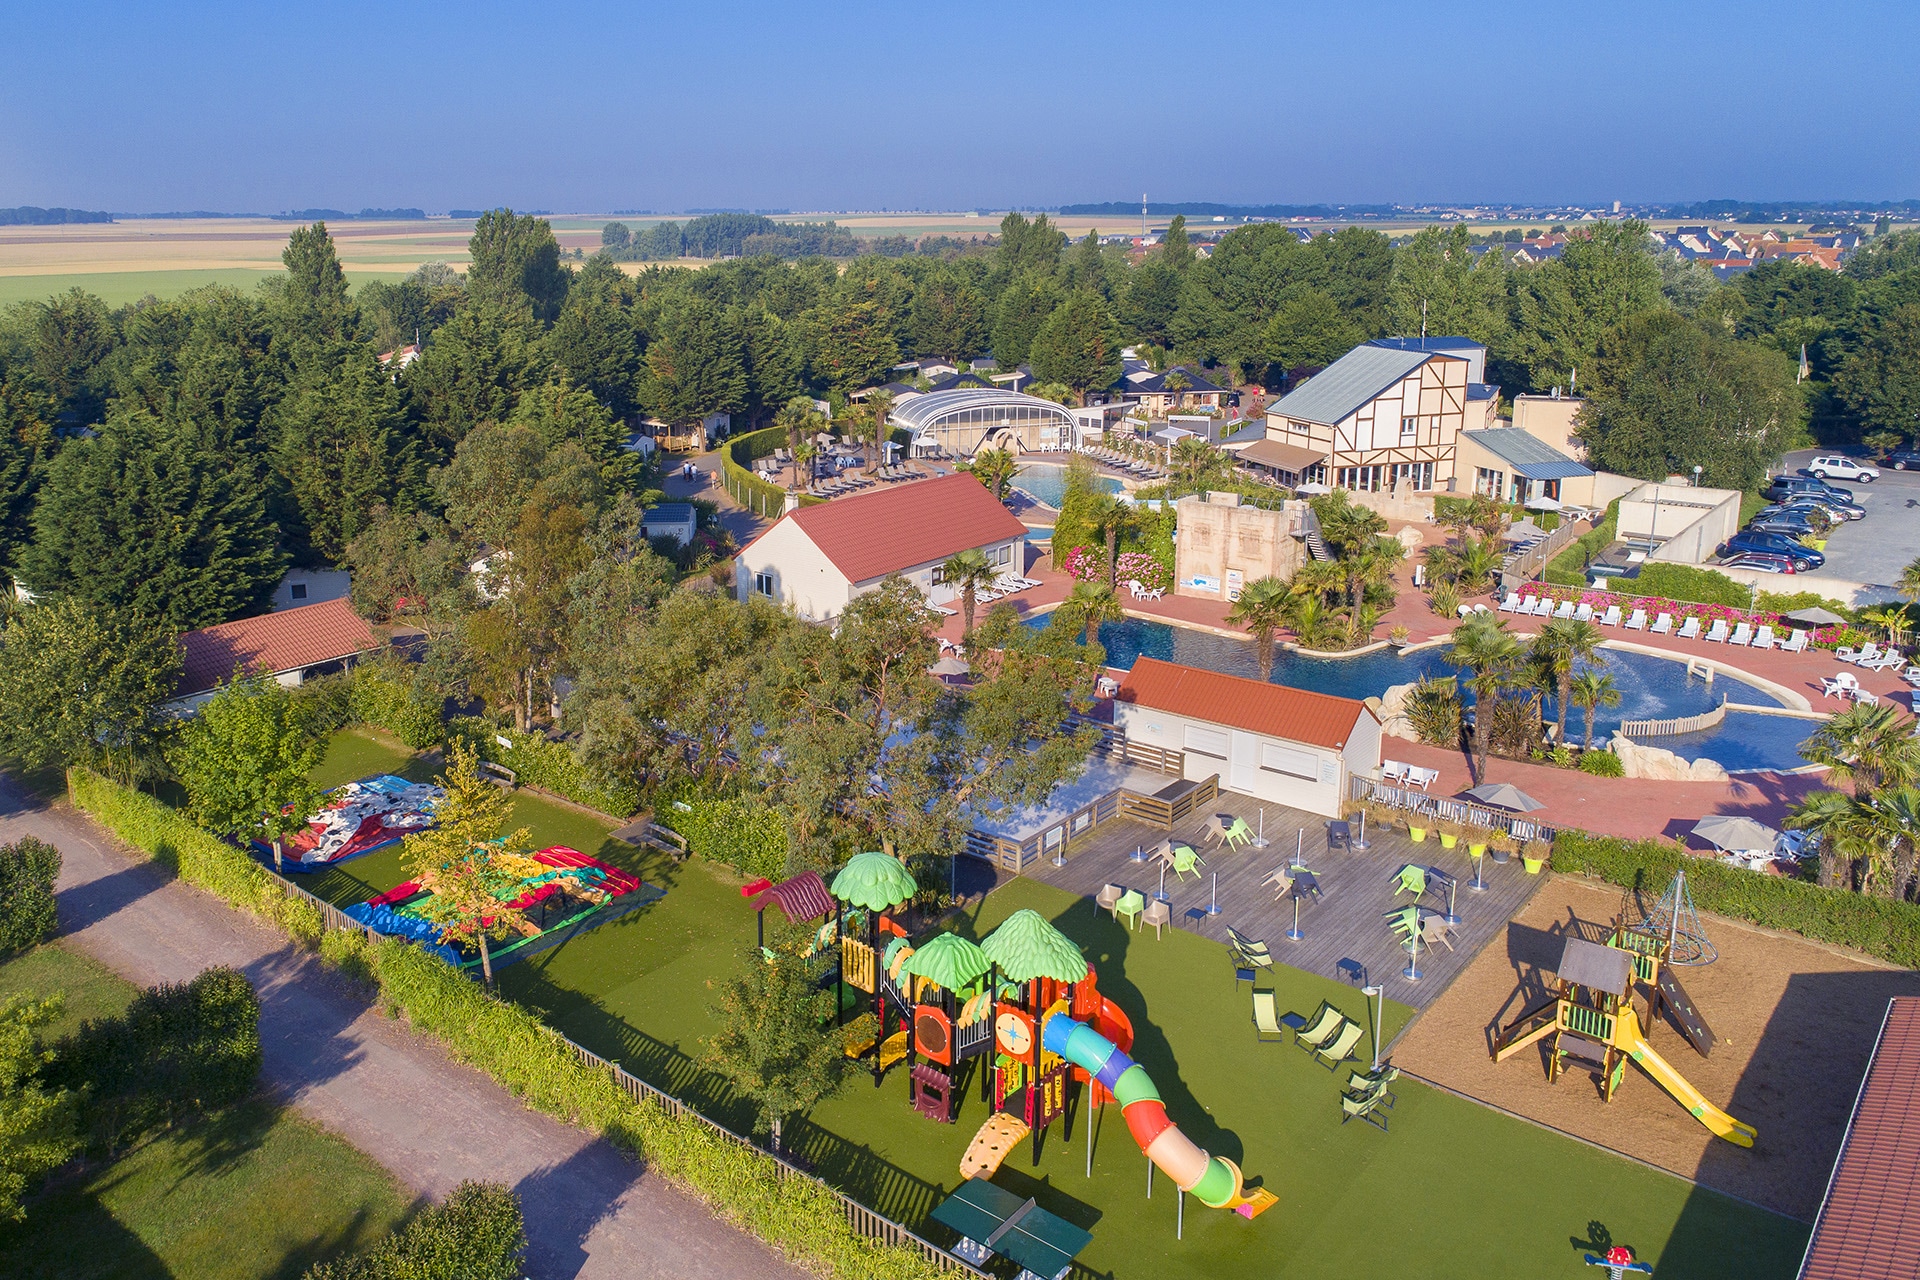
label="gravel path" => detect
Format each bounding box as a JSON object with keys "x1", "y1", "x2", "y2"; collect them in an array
[{"x1": 0, "y1": 773, "x2": 806, "y2": 1280}]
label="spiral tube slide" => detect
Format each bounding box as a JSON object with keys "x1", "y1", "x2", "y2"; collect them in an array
[{"x1": 1041, "y1": 1012, "x2": 1243, "y2": 1208}]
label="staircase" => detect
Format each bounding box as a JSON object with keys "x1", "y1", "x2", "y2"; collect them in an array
[{"x1": 1304, "y1": 530, "x2": 1332, "y2": 561}]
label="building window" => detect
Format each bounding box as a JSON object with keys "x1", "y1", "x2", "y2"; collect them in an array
[
  {"x1": 753, "y1": 572, "x2": 775, "y2": 597},
  {"x1": 1337, "y1": 465, "x2": 1383, "y2": 492},
  {"x1": 931, "y1": 564, "x2": 946, "y2": 585},
  {"x1": 289, "y1": 582, "x2": 308, "y2": 600},
  {"x1": 1287, "y1": 418, "x2": 1309, "y2": 435},
  {"x1": 996, "y1": 544, "x2": 1013, "y2": 565},
  {"x1": 1400, "y1": 416, "x2": 1417, "y2": 444},
  {"x1": 1475, "y1": 467, "x2": 1506, "y2": 499},
  {"x1": 1391, "y1": 462, "x2": 1434, "y2": 492}
]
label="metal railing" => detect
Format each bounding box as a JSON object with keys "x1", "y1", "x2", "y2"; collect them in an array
[
  {"x1": 1349, "y1": 775, "x2": 1557, "y2": 843},
  {"x1": 260, "y1": 868, "x2": 978, "y2": 1275},
  {"x1": 1502, "y1": 518, "x2": 1585, "y2": 589}
]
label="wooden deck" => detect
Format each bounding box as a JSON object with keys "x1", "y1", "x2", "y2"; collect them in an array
[{"x1": 1021, "y1": 789, "x2": 1549, "y2": 1009}]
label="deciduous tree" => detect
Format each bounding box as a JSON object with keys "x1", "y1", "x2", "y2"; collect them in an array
[
  {"x1": 167, "y1": 674, "x2": 325, "y2": 873},
  {"x1": 0, "y1": 597, "x2": 179, "y2": 782}
]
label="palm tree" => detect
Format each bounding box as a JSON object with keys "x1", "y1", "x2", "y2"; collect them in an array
[
  {"x1": 961, "y1": 447, "x2": 1018, "y2": 502},
  {"x1": 1227, "y1": 577, "x2": 1290, "y2": 679},
  {"x1": 1531, "y1": 618, "x2": 1605, "y2": 747},
  {"x1": 941, "y1": 548, "x2": 998, "y2": 638},
  {"x1": 1286, "y1": 592, "x2": 1328, "y2": 649},
  {"x1": 1063, "y1": 580, "x2": 1125, "y2": 646},
  {"x1": 1446, "y1": 614, "x2": 1525, "y2": 784},
  {"x1": 1290, "y1": 558, "x2": 1344, "y2": 606},
  {"x1": 1899, "y1": 554, "x2": 1920, "y2": 606},
  {"x1": 776, "y1": 395, "x2": 818, "y2": 489},
  {"x1": 1801, "y1": 703, "x2": 1920, "y2": 799},
  {"x1": 1788, "y1": 785, "x2": 1920, "y2": 895},
  {"x1": 1568, "y1": 669, "x2": 1621, "y2": 751},
  {"x1": 1086, "y1": 494, "x2": 1138, "y2": 591},
  {"x1": 1170, "y1": 437, "x2": 1223, "y2": 489},
  {"x1": 867, "y1": 389, "x2": 895, "y2": 471}
]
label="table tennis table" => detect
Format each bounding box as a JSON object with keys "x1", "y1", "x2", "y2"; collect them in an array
[{"x1": 930, "y1": 1176, "x2": 1092, "y2": 1280}]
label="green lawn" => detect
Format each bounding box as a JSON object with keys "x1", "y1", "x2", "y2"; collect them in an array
[
  {"x1": 0, "y1": 944, "x2": 410, "y2": 1279},
  {"x1": 294, "y1": 729, "x2": 1807, "y2": 1276},
  {"x1": 0, "y1": 270, "x2": 409, "y2": 308}
]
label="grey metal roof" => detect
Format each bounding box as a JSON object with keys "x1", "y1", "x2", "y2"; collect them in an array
[
  {"x1": 1267, "y1": 345, "x2": 1433, "y2": 427},
  {"x1": 1462, "y1": 428, "x2": 1594, "y2": 481},
  {"x1": 888, "y1": 387, "x2": 1077, "y2": 435}
]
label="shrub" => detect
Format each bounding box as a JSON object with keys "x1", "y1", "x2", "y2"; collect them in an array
[
  {"x1": 348, "y1": 659, "x2": 446, "y2": 749},
  {"x1": 1577, "y1": 750, "x2": 1625, "y2": 777},
  {"x1": 1554, "y1": 830, "x2": 1920, "y2": 967},
  {"x1": 448, "y1": 719, "x2": 641, "y2": 818},
  {"x1": 1403, "y1": 676, "x2": 1461, "y2": 748},
  {"x1": 1628, "y1": 563, "x2": 1750, "y2": 609},
  {"x1": 1428, "y1": 581, "x2": 1461, "y2": 618},
  {"x1": 304, "y1": 1181, "x2": 526, "y2": 1280},
  {"x1": 0, "y1": 837, "x2": 60, "y2": 957},
  {"x1": 68, "y1": 769, "x2": 325, "y2": 945},
  {"x1": 666, "y1": 794, "x2": 791, "y2": 880},
  {"x1": 55, "y1": 966, "x2": 262, "y2": 1151}
]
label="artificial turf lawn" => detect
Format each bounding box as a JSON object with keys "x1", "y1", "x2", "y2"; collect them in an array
[
  {"x1": 0, "y1": 943, "x2": 410, "y2": 1280},
  {"x1": 299, "y1": 730, "x2": 1809, "y2": 1277}
]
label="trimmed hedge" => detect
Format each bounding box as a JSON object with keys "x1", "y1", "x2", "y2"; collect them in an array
[
  {"x1": 70, "y1": 769, "x2": 944, "y2": 1280},
  {"x1": 1554, "y1": 830, "x2": 1920, "y2": 968},
  {"x1": 304, "y1": 1180, "x2": 526, "y2": 1280},
  {"x1": 347, "y1": 663, "x2": 446, "y2": 749},
  {"x1": 665, "y1": 794, "x2": 790, "y2": 880},
  {"x1": 69, "y1": 769, "x2": 324, "y2": 946},
  {"x1": 448, "y1": 719, "x2": 641, "y2": 818}
]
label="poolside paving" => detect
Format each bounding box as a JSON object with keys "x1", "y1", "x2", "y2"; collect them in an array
[{"x1": 1021, "y1": 787, "x2": 1549, "y2": 1009}]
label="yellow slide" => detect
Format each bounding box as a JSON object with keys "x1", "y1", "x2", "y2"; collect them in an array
[{"x1": 1617, "y1": 1010, "x2": 1755, "y2": 1147}]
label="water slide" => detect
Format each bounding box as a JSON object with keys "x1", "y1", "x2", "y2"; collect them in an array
[
  {"x1": 1041, "y1": 1007, "x2": 1273, "y2": 1216},
  {"x1": 1617, "y1": 1010, "x2": 1755, "y2": 1147}
]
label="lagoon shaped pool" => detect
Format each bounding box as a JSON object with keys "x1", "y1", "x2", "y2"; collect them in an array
[
  {"x1": 1025, "y1": 613, "x2": 1815, "y2": 773},
  {"x1": 1011, "y1": 464, "x2": 1125, "y2": 510}
]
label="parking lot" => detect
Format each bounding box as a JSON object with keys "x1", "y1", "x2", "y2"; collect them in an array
[{"x1": 1775, "y1": 450, "x2": 1920, "y2": 592}]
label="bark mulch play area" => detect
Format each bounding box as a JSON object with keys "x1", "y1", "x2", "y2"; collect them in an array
[{"x1": 1389, "y1": 874, "x2": 1920, "y2": 1221}]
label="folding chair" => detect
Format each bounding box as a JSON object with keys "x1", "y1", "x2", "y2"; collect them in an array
[{"x1": 1252, "y1": 990, "x2": 1286, "y2": 1043}]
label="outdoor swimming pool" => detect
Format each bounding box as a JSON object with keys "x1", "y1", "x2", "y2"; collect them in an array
[
  {"x1": 1011, "y1": 464, "x2": 1124, "y2": 510},
  {"x1": 1025, "y1": 613, "x2": 1816, "y2": 772}
]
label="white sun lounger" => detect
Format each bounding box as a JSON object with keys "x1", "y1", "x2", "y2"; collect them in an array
[
  {"x1": 1752, "y1": 626, "x2": 1777, "y2": 650},
  {"x1": 1649, "y1": 613, "x2": 1674, "y2": 634},
  {"x1": 1553, "y1": 600, "x2": 1575, "y2": 620},
  {"x1": 1704, "y1": 619, "x2": 1730, "y2": 643},
  {"x1": 1574, "y1": 603, "x2": 1594, "y2": 622},
  {"x1": 1849, "y1": 643, "x2": 1883, "y2": 666},
  {"x1": 1780, "y1": 628, "x2": 1809, "y2": 652},
  {"x1": 1625, "y1": 609, "x2": 1648, "y2": 630},
  {"x1": 1676, "y1": 616, "x2": 1701, "y2": 640},
  {"x1": 1533, "y1": 596, "x2": 1556, "y2": 616},
  {"x1": 1729, "y1": 622, "x2": 1753, "y2": 646},
  {"x1": 1601, "y1": 606, "x2": 1623, "y2": 627},
  {"x1": 1380, "y1": 761, "x2": 1410, "y2": 785},
  {"x1": 1498, "y1": 592, "x2": 1522, "y2": 613}
]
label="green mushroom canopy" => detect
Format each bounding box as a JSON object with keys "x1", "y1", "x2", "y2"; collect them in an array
[
  {"x1": 898, "y1": 933, "x2": 991, "y2": 992},
  {"x1": 829, "y1": 850, "x2": 918, "y2": 912},
  {"x1": 980, "y1": 909, "x2": 1088, "y2": 983}
]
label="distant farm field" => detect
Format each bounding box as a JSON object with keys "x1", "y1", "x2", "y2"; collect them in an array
[{"x1": 0, "y1": 270, "x2": 415, "y2": 307}]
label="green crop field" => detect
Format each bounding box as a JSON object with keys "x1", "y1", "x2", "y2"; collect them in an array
[
  {"x1": 0, "y1": 942, "x2": 410, "y2": 1280},
  {"x1": 0, "y1": 270, "x2": 411, "y2": 309},
  {"x1": 302, "y1": 728, "x2": 1807, "y2": 1279}
]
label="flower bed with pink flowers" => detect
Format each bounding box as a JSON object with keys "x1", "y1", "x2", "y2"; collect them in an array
[
  {"x1": 1061, "y1": 546, "x2": 1171, "y2": 592},
  {"x1": 1512, "y1": 582, "x2": 1865, "y2": 649}
]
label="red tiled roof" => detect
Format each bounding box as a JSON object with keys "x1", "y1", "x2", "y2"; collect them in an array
[
  {"x1": 777, "y1": 473, "x2": 1029, "y2": 585},
  {"x1": 177, "y1": 597, "x2": 380, "y2": 697},
  {"x1": 1800, "y1": 997, "x2": 1920, "y2": 1280},
  {"x1": 1116, "y1": 656, "x2": 1371, "y2": 750}
]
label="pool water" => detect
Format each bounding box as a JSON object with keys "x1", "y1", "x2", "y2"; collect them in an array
[
  {"x1": 1026, "y1": 613, "x2": 1815, "y2": 772},
  {"x1": 1011, "y1": 464, "x2": 1125, "y2": 510}
]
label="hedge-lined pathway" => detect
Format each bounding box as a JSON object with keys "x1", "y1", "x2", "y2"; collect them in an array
[{"x1": 0, "y1": 773, "x2": 806, "y2": 1280}]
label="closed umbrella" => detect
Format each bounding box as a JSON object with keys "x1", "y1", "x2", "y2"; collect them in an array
[
  {"x1": 1690, "y1": 814, "x2": 1780, "y2": 854},
  {"x1": 1462, "y1": 782, "x2": 1545, "y2": 812},
  {"x1": 1784, "y1": 606, "x2": 1846, "y2": 627}
]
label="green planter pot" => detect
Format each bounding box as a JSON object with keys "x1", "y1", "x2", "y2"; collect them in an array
[
  {"x1": 1439, "y1": 832, "x2": 1459, "y2": 849},
  {"x1": 1409, "y1": 826, "x2": 1428, "y2": 842},
  {"x1": 1523, "y1": 856, "x2": 1547, "y2": 875},
  {"x1": 1469, "y1": 842, "x2": 1489, "y2": 858}
]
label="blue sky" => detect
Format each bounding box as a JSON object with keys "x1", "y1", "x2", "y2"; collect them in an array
[{"x1": 3, "y1": 0, "x2": 1917, "y2": 213}]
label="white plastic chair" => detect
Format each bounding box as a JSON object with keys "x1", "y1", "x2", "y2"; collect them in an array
[
  {"x1": 1752, "y1": 626, "x2": 1777, "y2": 650},
  {"x1": 1781, "y1": 629, "x2": 1809, "y2": 653},
  {"x1": 1650, "y1": 613, "x2": 1674, "y2": 634},
  {"x1": 1601, "y1": 606, "x2": 1623, "y2": 626},
  {"x1": 1705, "y1": 619, "x2": 1730, "y2": 643},
  {"x1": 1553, "y1": 600, "x2": 1575, "y2": 620},
  {"x1": 1625, "y1": 610, "x2": 1648, "y2": 630},
  {"x1": 1676, "y1": 617, "x2": 1701, "y2": 640},
  {"x1": 1499, "y1": 592, "x2": 1521, "y2": 613},
  {"x1": 1574, "y1": 604, "x2": 1594, "y2": 623},
  {"x1": 1729, "y1": 622, "x2": 1752, "y2": 647}
]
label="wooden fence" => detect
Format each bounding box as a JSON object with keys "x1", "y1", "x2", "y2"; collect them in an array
[
  {"x1": 1349, "y1": 775, "x2": 1557, "y2": 843},
  {"x1": 1501, "y1": 517, "x2": 1585, "y2": 590},
  {"x1": 260, "y1": 870, "x2": 977, "y2": 1275},
  {"x1": 1117, "y1": 774, "x2": 1219, "y2": 830},
  {"x1": 1620, "y1": 696, "x2": 1729, "y2": 739}
]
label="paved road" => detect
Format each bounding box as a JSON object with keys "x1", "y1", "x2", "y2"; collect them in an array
[
  {"x1": 663, "y1": 449, "x2": 770, "y2": 547},
  {"x1": 0, "y1": 774, "x2": 805, "y2": 1280}
]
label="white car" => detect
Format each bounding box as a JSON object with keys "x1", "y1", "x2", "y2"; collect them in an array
[{"x1": 1802, "y1": 456, "x2": 1879, "y2": 483}]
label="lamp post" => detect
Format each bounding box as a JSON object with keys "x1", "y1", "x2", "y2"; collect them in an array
[{"x1": 1691, "y1": 464, "x2": 1702, "y2": 488}]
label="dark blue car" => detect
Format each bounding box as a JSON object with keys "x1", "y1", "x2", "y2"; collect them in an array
[{"x1": 1718, "y1": 530, "x2": 1824, "y2": 571}]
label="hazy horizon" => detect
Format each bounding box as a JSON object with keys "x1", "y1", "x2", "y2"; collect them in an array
[{"x1": 5, "y1": 0, "x2": 1917, "y2": 214}]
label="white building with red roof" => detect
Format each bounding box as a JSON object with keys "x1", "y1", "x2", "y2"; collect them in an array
[
  {"x1": 1114, "y1": 656, "x2": 1382, "y2": 816},
  {"x1": 170, "y1": 596, "x2": 382, "y2": 712},
  {"x1": 734, "y1": 473, "x2": 1028, "y2": 622}
]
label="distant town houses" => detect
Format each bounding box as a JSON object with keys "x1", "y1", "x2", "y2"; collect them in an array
[{"x1": 1647, "y1": 224, "x2": 1862, "y2": 277}]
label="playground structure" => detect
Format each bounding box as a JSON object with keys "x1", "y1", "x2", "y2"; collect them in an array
[
  {"x1": 1490, "y1": 916, "x2": 1754, "y2": 1148},
  {"x1": 260, "y1": 773, "x2": 443, "y2": 870},
  {"x1": 345, "y1": 845, "x2": 661, "y2": 973}
]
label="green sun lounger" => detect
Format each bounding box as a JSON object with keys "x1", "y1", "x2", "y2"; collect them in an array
[
  {"x1": 1287, "y1": 1001, "x2": 1345, "y2": 1053},
  {"x1": 1252, "y1": 990, "x2": 1286, "y2": 1042},
  {"x1": 1314, "y1": 1020, "x2": 1367, "y2": 1073}
]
